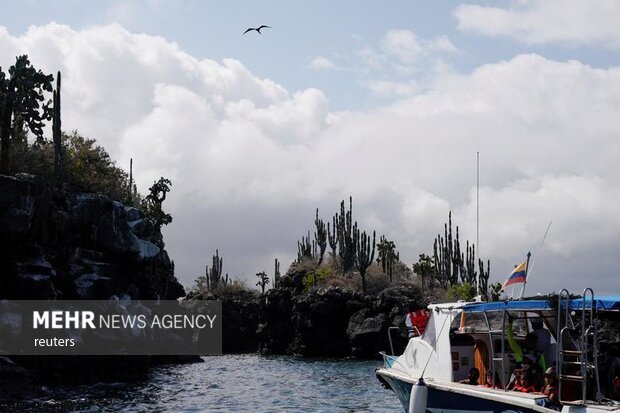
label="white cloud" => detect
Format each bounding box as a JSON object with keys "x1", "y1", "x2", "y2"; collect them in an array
[
  {"x1": 381, "y1": 29, "x2": 425, "y2": 63},
  {"x1": 364, "y1": 80, "x2": 418, "y2": 98},
  {"x1": 454, "y1": 0, "x2": 620, "y2": 48},
  {"x1": 356, "y1": 30, "x2": 458, "y2": 96},
  {"x1": 2, "y1": 23, "x2": 620, "y2": 296},
  {"x1": 309, "y1": 56, "x2": 337, "y2": 71}
]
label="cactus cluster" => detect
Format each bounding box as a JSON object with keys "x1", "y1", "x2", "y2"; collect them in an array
[
  {"x1": 309, "y1": 197, "x2": 377, "y2": 293},
  {"x1": 432, "y1": 212, "x2": 491, "y2": 296},
  {"x1": 297, "y1": 231, "x2": 315, "y2": 262}
]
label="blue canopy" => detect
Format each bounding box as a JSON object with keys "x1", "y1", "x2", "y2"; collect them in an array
[
  {"x1": 461, "y1": 296, "x2": 620, "y2": 313},
  {"x1": 461, "y1": 300, "x2": 552, "y2": 313},
  {"x1": 571, "y1": 295, "x2": 620, "y2": 311}
]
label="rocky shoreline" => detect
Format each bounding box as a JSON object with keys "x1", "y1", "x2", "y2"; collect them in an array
[{"x1": 0, "y1": 173, "x2": 421, "y2": 400}]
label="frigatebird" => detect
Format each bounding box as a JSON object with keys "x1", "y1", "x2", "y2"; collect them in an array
[{"x1": 243, "y1": 25, "x2": 271, "y2": 35}]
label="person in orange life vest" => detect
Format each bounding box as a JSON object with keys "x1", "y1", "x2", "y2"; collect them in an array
[
  {"x1": 404, "y1": 303, "x2": 429, "y2": 338},
  {"x1": 507, "y1": 359, "x2": 534, "y2": 391},
  {"x1": 514, "y1": 369, "x2": 537, "y2": 393},
  {"x1": 539, "y1": 367, "x2": 560, "y2": 406}
]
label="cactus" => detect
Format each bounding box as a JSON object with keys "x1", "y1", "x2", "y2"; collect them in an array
[
  {"x1": 274, "y1": 258, "x2": 281, "y2": 288},
  {"x1": 208, "y1": 249, "x2": 223, "y2": 290},
  {"x1": 297, "y1": 231, "x2": 313, "y2": 262},
  {"x1": 432, "y1": 211, "x2": 490, "y2": 295},
  {"x1": 355, "y1": 228, "x2": 375, "y2": 295},
  {"x1": 221, "y1": 273, "x2": 229, "y2": 286},
  {"x1": 52, "y1": 70, "x2": 63, "y2": 184},
  {"x1": 479, "y1": 259, "x2": 490, "y2": 298},
  {"x1": 128, "y1": 158, "x2": 133, "y2": 204},
  {"x1": 256, "y1": 271, "x2": 270, "y2": 294},
  {"x1": 314, "y1": 209, "x2": 327, "y2": 266},
  {"x1": 204, "y1": 265, "x2": 210, "y2": 290},
  {"x1": 327, "y1": 215, "x2": 339, "y2": 262},
  {"x1": 337, "y1": 197, "x2": 357, "y2": 272}
]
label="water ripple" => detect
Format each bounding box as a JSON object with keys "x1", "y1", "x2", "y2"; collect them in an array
[{"x1": 4, "y1": 355, "x2": 401, "y2": 412}]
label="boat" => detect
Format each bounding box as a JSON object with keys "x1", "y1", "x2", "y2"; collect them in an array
[{"x1": 376, "y1": 288, "x2": 620, "y2": 413}]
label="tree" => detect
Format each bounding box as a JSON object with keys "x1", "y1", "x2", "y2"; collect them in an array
[
  {"x1": 412, "y1": 254, "x2": 435, "y2": 297},
  {"x1": 0, "y1": 55, "x2": 53, "y2": 174},
  {"x1": 256, "y1": 271, "x2": 270, "y2": 294},
  {"x1": 142, "y1": 177, "x2": 172, "y2": 246},
  {"x1": 377, "y1": 236, "x2": 399, "y2": 282}
]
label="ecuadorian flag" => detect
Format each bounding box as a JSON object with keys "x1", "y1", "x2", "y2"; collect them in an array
[{"x1": 501, "y1": 260, "x2": 528, "y2": 291}]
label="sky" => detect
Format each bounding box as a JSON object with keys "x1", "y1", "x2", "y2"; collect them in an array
[{"x1": 1, "y1": 0, "x2": 619, "y2": 295}]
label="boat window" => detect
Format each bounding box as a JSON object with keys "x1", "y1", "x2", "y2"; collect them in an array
[{"x1": 450, "y1": 311, "x2": 489, "y2": 333}]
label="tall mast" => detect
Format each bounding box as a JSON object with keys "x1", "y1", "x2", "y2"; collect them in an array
[{"x1": 476, "y1": 151, "x2": 480, "y2": 294}]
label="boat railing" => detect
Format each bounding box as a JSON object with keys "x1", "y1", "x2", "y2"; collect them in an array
[
  {"x1": 557, "y1": 287, "x2": 603, "y2": 405},
  {"x1": 483, "y1": 309, "x2": 507, "y2": 390},
  {"x1": 387, "y1": 326, "x2": 420, "y2": 356}
]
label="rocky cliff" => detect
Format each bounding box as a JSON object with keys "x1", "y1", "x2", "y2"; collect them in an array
[
  {"x1": 221, "y1": 284, "x2": 422, "y2": 359},
  {"x1": 0, "y1": 173, "x2": 184, "y2": 301},
  {"x1": 0, "y1": 173, "x2": 186, "y2": 398}
]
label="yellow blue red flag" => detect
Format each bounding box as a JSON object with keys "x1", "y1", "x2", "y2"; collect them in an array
[{"x1": 501, "y1": 260, "x2": 528, "y2": 291}]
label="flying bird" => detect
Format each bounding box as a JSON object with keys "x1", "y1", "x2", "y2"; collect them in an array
[{"x1": 243, "y1": 25, "x2": 271, "y2": 35}]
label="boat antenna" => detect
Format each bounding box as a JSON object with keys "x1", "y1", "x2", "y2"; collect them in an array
[
  {"x1": 518, "y1": 220, "x2": 552, "y2": 298},
  {"x1": 476, "y1": 151, "x2": 480, "y2": 295}
]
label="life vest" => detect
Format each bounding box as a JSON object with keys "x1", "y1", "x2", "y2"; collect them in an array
[{"x1": 406, "y1": 310, "x2": 429, "y2": 337}]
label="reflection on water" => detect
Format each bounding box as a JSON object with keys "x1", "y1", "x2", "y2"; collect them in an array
[{"x1": 6, "y1": 355, "x2": 401, "y2": 412}]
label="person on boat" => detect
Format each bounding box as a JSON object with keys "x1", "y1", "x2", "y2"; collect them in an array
[
  {"x1": 459, "y1": 368, "x2": 480, "y2": 385},
  {"x1": 538, "y1": 367, "x2": 560, "y2": 408},
  {"x1": 481, "y1": 370, "x2": 501, "y2": 389},
  {"x1": 513, "y1": 370, "x2": 537, "y2": 393},
  {"x1": 404, "y1": 303, "x2": 429, "y2": 338},
  {"x1": 506, "y1": 318, "x2": 546, "y2": 385},
  {"x1": 507, "y1": 320, "x2": 546, "y2": 368},
  {"x1": 507, "y1": 359, "x2": 535, "y2": 390}
]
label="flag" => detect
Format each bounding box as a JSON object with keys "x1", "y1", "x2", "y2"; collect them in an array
[{"x1": 501, "y1": 260, "x2": 528, "y2": 291}]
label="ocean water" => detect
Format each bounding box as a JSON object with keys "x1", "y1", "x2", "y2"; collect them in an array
[{"x1": 8, "y1": 355, "x2": 402, "y2": 412}]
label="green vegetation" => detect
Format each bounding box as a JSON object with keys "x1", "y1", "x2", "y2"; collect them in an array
[
  {"x1": 256, "y1": 271, "x2": 270, "y2": 294},
  {"x1": 0, "y1": 55, "x2": 53, "y2": 175},
  {"x1": 142, "y1": 177, "x2": 173, "y2": 246}
]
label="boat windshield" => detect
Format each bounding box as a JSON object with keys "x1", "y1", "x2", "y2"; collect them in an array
[{"x1": 451, "y1": 311, "x2": 533, "y2": 334}]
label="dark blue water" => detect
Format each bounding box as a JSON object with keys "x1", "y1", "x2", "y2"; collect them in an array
[{"x1": 10, "y1": 355, "x2": 402, "y2": 412}]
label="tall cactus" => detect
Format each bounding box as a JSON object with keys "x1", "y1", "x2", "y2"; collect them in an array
[
  {"x1": 314, "y1": 209, "x2": 327, "y2": 266},
  {"x1": 52, "y1": 70, "x2": 63, "y2": 184},
  {"x1": 327, "y1": 215, "x2": 339, "y2": 263},
  {"x1": 355, "y1": 228, "x2": 376, "y2": 295},
  {"x1": 208, "y1": 249, "x2": 223, "y2": 290},
  {"x1": 128, "y1": 158, "x2": 133, "y2": 204},
  {"x1": 337, "y1": 197, "x2": 357, "y2": 272},
  {"x1": 479, "y1": 258, "x2": 490, "y2": 297},
  {"x1": 274, "y1": 258, "x2": 281, "y2": 288}
]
